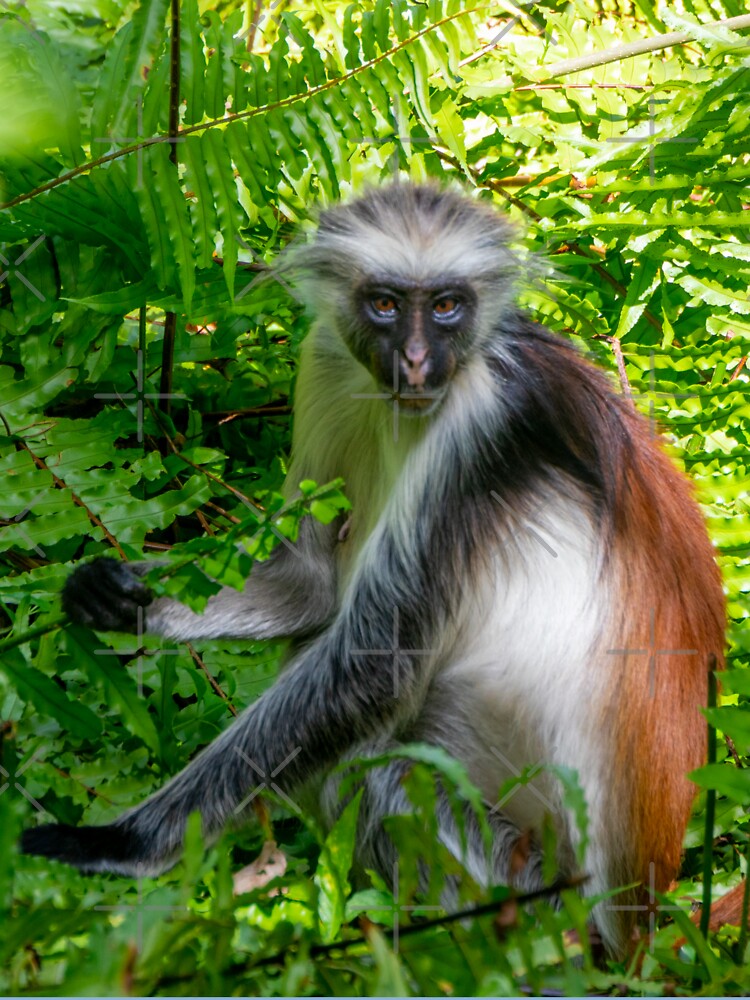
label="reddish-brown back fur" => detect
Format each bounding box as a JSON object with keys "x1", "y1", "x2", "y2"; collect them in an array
[
  {"x1": 497, "y1": 324, "x2": 725, "y2": 948},
  {"x1": 609, "y1": 408, "x2": 725, "y2": 911}
]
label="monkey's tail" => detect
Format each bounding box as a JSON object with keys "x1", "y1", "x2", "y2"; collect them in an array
[
  {"x1": 20, "y1": 820, "x2": 168, "y2": 876},
  {"x1": 20, "y1": 731, "x2": 257, "y2": 876},
  {"x1": 19, "y1": 659, "x2": 337, "y2": 875}
]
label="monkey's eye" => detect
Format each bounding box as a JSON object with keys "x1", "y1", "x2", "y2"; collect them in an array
[
  {"x1": 370, "y1": 296, "x2": 398, "y2": 317},
  {"x1": 433, "y1": 297, "x2": 461, "y2": 318}
]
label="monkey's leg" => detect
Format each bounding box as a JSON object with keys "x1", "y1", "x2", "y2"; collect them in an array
[{"x1": 322, "y1": 754, "x2": 545, "y2": 904}]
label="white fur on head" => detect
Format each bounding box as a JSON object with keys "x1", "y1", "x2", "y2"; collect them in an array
[{"x1": 288, "y1": 182, "x2": 521, "y2": 341}]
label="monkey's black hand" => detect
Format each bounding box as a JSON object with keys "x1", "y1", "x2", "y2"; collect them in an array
[{"x1": 62, "y1": 558, "x2": 153, "y2": 633}]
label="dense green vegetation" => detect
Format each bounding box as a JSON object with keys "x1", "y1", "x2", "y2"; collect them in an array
[{"x1": 0, "y1": 0, "x2": 748, "y2": 994}]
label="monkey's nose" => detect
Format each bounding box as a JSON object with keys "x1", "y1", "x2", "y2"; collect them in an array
[{"x1": 402, "y1": 344, "x2": 430, "y2": 388}]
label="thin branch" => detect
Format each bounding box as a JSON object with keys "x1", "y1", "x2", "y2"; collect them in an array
[
  {"x1": 204, "y1": 500, "x2": 242, "y2": 525},
  {"x1": 540, "y1": 13, "x2": 750, "y2": 81},
  {"x1": 607, "y1": 336, "x2": 632, "y2": 398},
  {"x1": 437, "y1": 150, "x2": 664, "y2": 334},
  {"x1": 143, "y1": 397, "x2": 273, "y2": 518},
  {"x1": 195, "y1": 509, "x2": 215, "y2": 536},
  {"x1": 52, "y1": 765, "x2": 115, "y2": 804},
  {"x1": 19, "y1": 443, "x2": 127, "y2": 559},
  {"x1": 159, "y1": 0, "x2": 181, "y2": 418},
  {"x1": 516, "y1": 83, "x2": 653, "y2": 90},
  {"x1": 0, "y1": 614, "x2": 67, "y2": 654},
  {"x1": 151, "y1": 874, "x2": 586, "y2": 985},
  {"x1": 700, "y1": 664, "x2": 718, "y2": 940},
  {"x1": 255, "y1": 874, "x2": 587, "y2": 966},
  {"x1": 0, "y1": 6, "x2": 481, "y2": 211},
  {"x1": 245, "y1": 0, "x2": 263, "y2": 53},
  {"x1": 204, "y1": 404, "x2": 292, "y2": 420},
  {"x1": 729, "y1": 356, "x2": 747, "y2": 382},
  {"x1": 724, "y1": 733, "x2": 743, "y2": 769},
  {"x1": 186, "y1": 643, "x2": 237, "y2": 716}
]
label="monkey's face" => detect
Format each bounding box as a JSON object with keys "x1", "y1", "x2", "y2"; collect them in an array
[{"x1": 347, "y1": 280, "x2": 477, "y2": 413}]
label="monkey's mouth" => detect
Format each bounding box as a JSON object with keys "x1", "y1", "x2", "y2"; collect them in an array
[{"x1": 391, "y1": 386, "x2": 445, "y2": 414}]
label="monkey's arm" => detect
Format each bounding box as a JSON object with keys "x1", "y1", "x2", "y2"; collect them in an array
[
  {"x1": 22, "y1": 462, "x2": 461, "y2": 875},
  {"x1": 61, "y1": 518, "x2": 337, "y2": 641}
]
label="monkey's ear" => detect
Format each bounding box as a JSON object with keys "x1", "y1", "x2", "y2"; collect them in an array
[{"x1": 20, "y1": 823, "x2": 137, "y2": 872}]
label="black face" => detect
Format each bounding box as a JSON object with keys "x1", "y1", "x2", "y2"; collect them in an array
[{"x1": 347, "y1": 280, "x2": 477, "y2": 412}]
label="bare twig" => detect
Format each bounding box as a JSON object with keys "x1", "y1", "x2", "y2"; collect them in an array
[
  {"x1": 19, "y1": 444, "x2": 126, "y2": 559},
  {"x1": 186, "y1": 643, "x2": 237, "y2": 716},
  {"x1": 540, "y1": 14, "x2": 750, "y2": 81},
  {"x1": 204, "y1": 404, "x2": 292, "y2": 420},
  {"x1": 724, "y1": 734, "x2": 743, "y2": 769},
  {"x1": 0, "y1": 614, "x2": 67, "y2": 654},
  {"x1": 729, "y1": 356, "x2": 747, "y2": 382},
  {"x1": 148, "y1": 873, "x2": 587, "y2": 985},
  {"x1": 245, "y1": 0, "x2": 264, "y2": 53},
  {"x1": 0, "y1": 6, "x2": 481, "y2": 211},
  {"x1": 607, "y1": 337, "x2": 632, "y2": 398}
]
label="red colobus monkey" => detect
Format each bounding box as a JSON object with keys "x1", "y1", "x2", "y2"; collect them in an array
[{"x1": 22, "y1": 183, "x2": 725, "y2": 956}]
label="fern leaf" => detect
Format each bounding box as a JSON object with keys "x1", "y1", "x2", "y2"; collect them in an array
[
  {"x1": 202, "y1": 129, "x2": 246, "y2": 297},
  {"x1": 137, "y1": 152, "x2": 175, "y2": 291},
  {"x1": 106, "y1": 0, "x2": 170, "y2": 141},
  {"x1": 181, "y1": 0, "x2": 206, "y2": 125},
  {"x1": 224, "y1": 124, "x2": 269, "y2": 212},
  {"x1": 151, "y1": 144, "x2": 196, "y2": 310},
  {"x1": 183, "y1": 136, "x2": 219, "y2": 270}
]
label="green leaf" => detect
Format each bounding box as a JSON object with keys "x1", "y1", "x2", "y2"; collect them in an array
[
  {"x1": 367, "y1": 924, "x2": 411, "y2": 997},
  {"x1": 109, "y1": 0, "x2": 170, "y2": 141},
  {"x1": 180, "y1": 0, "x2": 206, "y2": 126},
  {"x1": 202, "y1": 129, "x2": 245, "y2": 297},
  {"x1": 315, "y1": 789, "x2": 362, "y2": 941},
  {"x1": 690, "y1": 762, "x2": 750, "y2": 803},
  {"x1": 0, "y1": 648, "x2": 102, "y2": 739},
  {"x1": 150, "y1": 143, "x2": 196, "y2": 310},
  {"x1": 65, "y1": 627, "x2": 161, "y2": 753}
]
